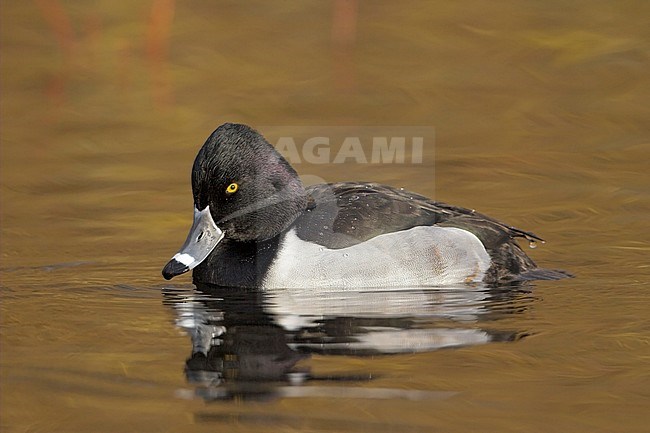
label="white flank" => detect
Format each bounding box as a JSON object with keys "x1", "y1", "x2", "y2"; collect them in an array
[{"x1": 263, "y1": 226, "x2": 491, "y2": 289}]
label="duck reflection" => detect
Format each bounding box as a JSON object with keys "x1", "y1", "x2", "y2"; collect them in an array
[{"x1": 162, "y1": 283, "x2": 532, "y2": 401}]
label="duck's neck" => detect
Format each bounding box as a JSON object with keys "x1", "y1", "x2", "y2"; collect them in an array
[{"x1": 192, "y1": 235, "x2": 283, "y2": 287}]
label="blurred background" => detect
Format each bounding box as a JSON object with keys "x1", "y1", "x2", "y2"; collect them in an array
[{"x1": 1, "y1": 1, "x2": 649, "y2": 432}]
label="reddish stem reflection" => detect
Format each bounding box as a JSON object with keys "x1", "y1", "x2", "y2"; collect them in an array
[
  {"x1": 34, "y1": 0, "x2": 177, "y2": 113},
  {"x1": 332, "y1": 0, "x2": 358, "y2": 93}
]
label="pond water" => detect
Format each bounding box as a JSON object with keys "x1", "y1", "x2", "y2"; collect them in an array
[{"x1": 1, "y1": 1, "x2": 649, "y2": 432}]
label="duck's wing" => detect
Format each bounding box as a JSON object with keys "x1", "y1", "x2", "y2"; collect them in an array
[{"x1": 296, "y1": 182, "x2": 541, "y2": 248}]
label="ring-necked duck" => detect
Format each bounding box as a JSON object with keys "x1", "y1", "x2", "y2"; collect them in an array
[{"x1": 162, "y1": 123, "x2": 569, "y2": 288}]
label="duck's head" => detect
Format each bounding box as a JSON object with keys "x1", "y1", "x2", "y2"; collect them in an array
[{"x1": 162, "y1": 123, "x2": 307, "y2": 280}]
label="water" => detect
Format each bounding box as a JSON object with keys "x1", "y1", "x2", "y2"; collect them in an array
[{"x1": 1, "y1": 1, "x2": 649, "y2": 432}]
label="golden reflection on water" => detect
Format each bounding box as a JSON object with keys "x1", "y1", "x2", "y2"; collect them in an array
[{"x1": 1, "y1": 1, "x2": 649, "y2": 432}]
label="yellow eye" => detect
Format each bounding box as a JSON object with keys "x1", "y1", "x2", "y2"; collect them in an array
[{"x1": 225, "y1": 182, "x2": 239, "y2": 194}]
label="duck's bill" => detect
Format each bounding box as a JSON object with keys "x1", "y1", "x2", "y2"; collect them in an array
[{"x1": 162, "y1": 206, "x2": 224, "y2": 280}]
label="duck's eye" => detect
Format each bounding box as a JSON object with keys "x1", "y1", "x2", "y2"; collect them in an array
[{"x1": 225, "y1": 182, "x2": 239, "y2": 194}]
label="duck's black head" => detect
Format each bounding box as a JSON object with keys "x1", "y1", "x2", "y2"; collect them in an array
[
  {"x1": 192, "y1": 123, "x2": 307, "y2": 242},
  {"x1": 162, "y1": 123, "x2": 307, "y2": 280}
]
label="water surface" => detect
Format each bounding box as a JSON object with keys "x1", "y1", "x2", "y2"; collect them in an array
[{"x1": 1, "y1": 1, "x2": 649, "y2": 432}]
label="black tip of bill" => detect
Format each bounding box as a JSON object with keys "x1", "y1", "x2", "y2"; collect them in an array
[{"x1": 162, "y1": 259, "x2": 189, "y2": 280}]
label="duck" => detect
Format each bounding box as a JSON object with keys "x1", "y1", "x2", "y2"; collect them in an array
[{"x1": 162, "y1": 123, "x2": 569, "y2": 288}]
